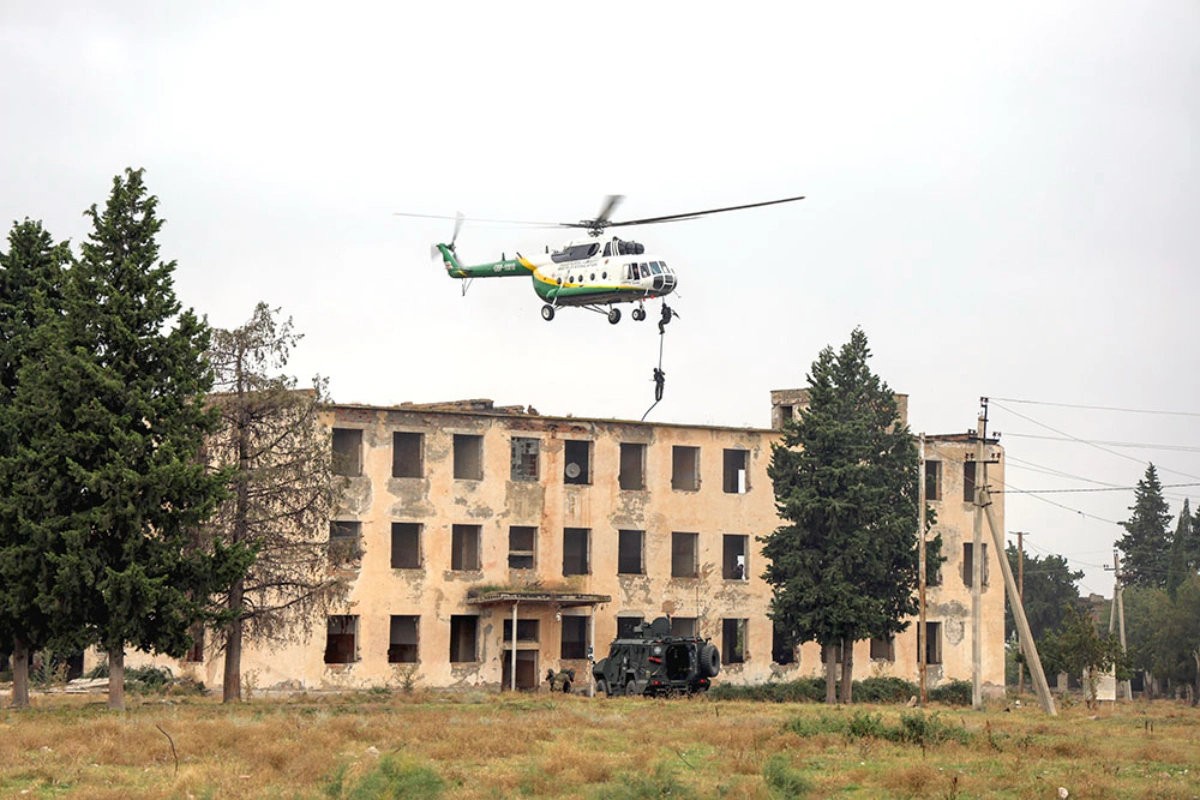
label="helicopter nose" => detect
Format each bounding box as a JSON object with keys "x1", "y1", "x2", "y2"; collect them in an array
[{"x1": 654, "y1": 274, "x2": 677, "y2": 294}]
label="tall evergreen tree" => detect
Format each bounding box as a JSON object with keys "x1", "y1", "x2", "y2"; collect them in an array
[
  {"x1": 0, "y1": 220, "x2": 71, "y2": 708},
  {"x1": 1117, "y1": 464, "x2": 1172, "y2": 589},
  {"x1": 1166, "y1": 499, "x2": 1192, "y2": 599},
  {"x1": 9, "y1": 169, "x2": 250, "y2": 709},
  {"x1": 204, "y1": 303, "x2": 344, "y2": 703},
  {"x1": 761, "y1": 328, "x2": 922, "y2": 704}
]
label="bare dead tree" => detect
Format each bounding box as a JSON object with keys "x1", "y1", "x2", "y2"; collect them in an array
[{"x1": 204, "y1": 303, "x2": 345, "y2": 703}]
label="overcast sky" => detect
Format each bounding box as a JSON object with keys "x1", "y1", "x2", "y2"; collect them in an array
[{"x1": 3, "y1": 1, "x2": 1197, "y2": 596}]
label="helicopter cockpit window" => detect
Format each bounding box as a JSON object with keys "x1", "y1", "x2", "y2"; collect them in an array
[{"x1": 649, "y1": 262, "x2": 662, "y2": 275}]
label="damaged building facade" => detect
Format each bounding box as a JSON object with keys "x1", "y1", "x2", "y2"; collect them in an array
[{"x1": 140, "y1": 391, "x2": 1007, "y2": 694}]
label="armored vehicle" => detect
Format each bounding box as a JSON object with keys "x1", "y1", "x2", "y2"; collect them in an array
[{"x1": 592, "y1": 617, "x2": 721, "y2": 697}]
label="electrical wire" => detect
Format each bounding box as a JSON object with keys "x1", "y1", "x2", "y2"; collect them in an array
[
  {"x1": 1001, "y1": 432, "x2": 1200, "y2": 453},
  {"x1": 988, "y1": 396, "x2": 1200, "y2": 418}
]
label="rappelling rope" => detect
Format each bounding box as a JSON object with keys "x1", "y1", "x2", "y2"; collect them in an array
[{"x1": 641, "y1": 305, "x2": 675, "y2": 421}]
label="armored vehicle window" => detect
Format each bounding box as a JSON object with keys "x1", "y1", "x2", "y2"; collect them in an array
[
  {"x1": 723, "y1": 449, "x2": 749, "y2": 494},
  {"x1": 564, "y1": 440, "x2": 591, "y2": 485},
  {"x1": 962, "y1": 542, "x2": 989, "y2": 587},
  {"x1": 671, "y1": 446, "x2": 700, "y2": 491},
  {"x1": 454, "y1": 434, "x2": 483, "y2": 480},
  {"x1": 563, "y1": 528, "x2": 590, "y2": 576},
  {"x1": 925, "y1": 459, "x2": 942, "y2": 501},
  {"x1": 919, "y1": 622, "x2": 942, "y2": 665},
  {"x1": 870, "y1": 634, "x2": 895, "y2": 662},
  {"x1": 332, "y1": 428, "x2": 362, "y2": 477},
  {"x1": 772, "y1": 625, "x2": 796, "y2": 665},
  {"x1": 671, "y1": 532, "x2": 698, "y2": 578},
  {"x1": 561, "y1": 616, "x2": 588, "y2": 659},
  {"x1": 324, "y1": 615, "x2": 358, "y2": 664},
  {"x1": 451, "y1": 524, "x2": 482, "y2": 571},
  {"x1": 722, "y1": 535, "x2": 748, "y2": 580},
  {"x1": 508, "y1": 526, "x2": 536, "y2": 569},
  {"x1": 388, "y1": 616, "x2": 419, "y2": 663},
  {"x1": 450, "y1": 615, "x2": 478, "y2": 662},
  {"x1": 723, "y1": 618, "x2": 747, "y2": 664},
  {"x1": 671, "y1": 617, "x2": 697, "y2": 638},
  {"x1": 617, "y1": 616, "x2": 644, "y2": 638},
  {"x1": 618, "y1": 530, "x2": 644, "y2": 575},
  {"x1": 511, "y1": 437, "x2": 539, "y2": 482},
  {"x1": 392, "y1": 432, "x2": 423, "y2": 478},
  {"x1": 391, "y1": 523, "x2": 421, "y2": 569},
  {"x1": 619, "y1": 443, "x2": 646, "y2": 490}
]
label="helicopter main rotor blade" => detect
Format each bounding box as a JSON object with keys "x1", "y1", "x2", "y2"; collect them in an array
[
  {"x1": 601, "y1": 195, "x2": 806, "y2": 229},
  {"x1": 394, "y1": 211, "x2": 564, "y2": 228},
  {"x1": 595, "y1": 194, "x2": 625, "y2": 226}
]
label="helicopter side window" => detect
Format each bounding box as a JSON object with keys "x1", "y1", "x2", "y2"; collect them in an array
[
  {"x1": 649, "y1": 262, "x2": 662, "y2": 275},
  {"x1": 660, "y1": 261, "x2": 670, "y2": 273}
]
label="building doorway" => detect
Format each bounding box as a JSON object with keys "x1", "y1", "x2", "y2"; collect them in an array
[{"x1": 501, "y1": 650, "x2": 538, "y2": 691}]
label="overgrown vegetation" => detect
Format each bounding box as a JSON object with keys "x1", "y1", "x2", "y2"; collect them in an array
[{"x1": 710, "y1": 676, "x2": 973, "y2": 706}]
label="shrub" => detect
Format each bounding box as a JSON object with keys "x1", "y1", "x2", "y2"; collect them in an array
[
  {"x1": 928, "y1": 680, "x2": 972, "y2": 707},
  {"x1": 784, "y1": 713, "x2": 847, "y2": 738},
  {"x1": 343, "y1": 755, "x2": 443, "y2": 799},
  {"x1": 597, "y1": 761, "x2": 695, "y2": 799},
  {"x1": 846, "y1": 710, "x2": 887, "y2": 740},
  {"x1": 763, "y1": 754, "x2": 812, "y2": 798},
  {"x1": 709, "y1": 678, "x2": 825, "y2": 703},
  {"x1": 855, "y1": 677, "x2": 918, "y2": 703}
]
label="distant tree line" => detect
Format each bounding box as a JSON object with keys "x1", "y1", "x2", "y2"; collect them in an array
[{"x1": 0, "y1": 169, "x2": 338, "y2": 710}]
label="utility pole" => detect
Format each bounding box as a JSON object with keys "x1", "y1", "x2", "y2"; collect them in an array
[
  {"x1": 1107, "y1": 550, "x2": 1132, "y2": 700},
  {"x1": 1014, "y1": 531, "x2": 1028, "y2": 696},
  {"x1": 971, "y1": 408, "x2": 987, "y2": 710},
  {"x1": 918, "y1": 432, "x2": 928, "y2": 706}
]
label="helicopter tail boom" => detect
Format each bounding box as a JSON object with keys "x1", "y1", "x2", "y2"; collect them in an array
[{"x1": 436, "y1": 244, "x2": 533, "y2": 280}]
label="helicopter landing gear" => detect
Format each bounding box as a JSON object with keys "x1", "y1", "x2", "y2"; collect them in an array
[
  {"x1": 607, "y1": 308, "x2": 621, "y2": 325},
  {"x1": 631, "y1": 307, "x2": 646, "y2": 322},
  {"x1": 541, "y1": 304, "x2": 556, "y2": 322}
]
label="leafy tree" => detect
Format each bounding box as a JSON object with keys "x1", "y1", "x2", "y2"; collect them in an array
[
  {"x1": 204, "y1": 303, "x2": 344, "y2": 703},
  {"x1": 1116, "y1": 464, "x2": 1172, "y2": 589},
  {"x1": 0, "y1": 220, "x2": 70, "y2": 708},
  {"x1": 1166, "y1": 499, "x2": 1192, "y2": 599},
  {"x1": 1004, "y1": 544, "x2": 1083, "y2": 642},
  {"x1": 1123, "y1": 578, "x2": 1200, "y2": 702},
  {"x1": 9, "y1": 169, "x2": 251, "y2": 709},
  {"x1": 1040, "y1": 603, "x2": 1125, "y2": 708},
  {"x1": 762, "y1": 328, "x2": 922, "y2": 704}
]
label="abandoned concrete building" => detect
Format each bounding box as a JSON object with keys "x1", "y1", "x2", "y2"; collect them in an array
[{"x1": 132, "y1": 390, "x2": 1007, "y2": 694}]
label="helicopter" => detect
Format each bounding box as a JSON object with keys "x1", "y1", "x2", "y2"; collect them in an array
[{"x1": 395, "y1": 195, "x2": 804, "y2": 324}]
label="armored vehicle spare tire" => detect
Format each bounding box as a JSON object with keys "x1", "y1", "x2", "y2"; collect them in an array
[{"x1": 700, "y1": 643, "x2": 721, "y2": 678}]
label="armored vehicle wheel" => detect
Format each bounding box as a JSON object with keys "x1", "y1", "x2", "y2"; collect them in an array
[
  {"x1": 625, "y1": 680, "x2": 640, "y2": 697},
  {"x1": 700, "y1": 643, "x2": 721, "y2": 678},
  {"x1": 596, "y1": 678, "x2": 610, "y2": 697},
  {"x1": 541, "y1": 304, "x2": 555, "y2": 321},
  {"x1": 607, "y1": 308, "x2": 621, "y2": 324}
]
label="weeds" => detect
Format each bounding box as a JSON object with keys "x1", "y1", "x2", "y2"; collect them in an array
[
  {"x1": 596, "y1": 761, "x2": 695, "y2": 800},
  {"x1": 762, "y1": 754, "x2": 812, "y2": 798}
]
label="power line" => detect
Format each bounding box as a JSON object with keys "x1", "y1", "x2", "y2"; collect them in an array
[
  {"x1": 997, "y1": 482, "x2": 1200, "y2": 495},
  {"x1": 989, "y1": 397, "x2": 1200, "y2": 418},
  {"x1": 1002, "y1": 432, "x2": 1200, "y2": 453}
]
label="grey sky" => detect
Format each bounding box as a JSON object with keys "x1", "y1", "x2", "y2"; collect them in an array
[{"x1": 3, "y1": 1, "x2": 1197, "y2": 596}]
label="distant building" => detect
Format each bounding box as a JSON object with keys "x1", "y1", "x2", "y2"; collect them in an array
[{"x1": 121, "y1": 389, "x2": 1006, "y2": 694}]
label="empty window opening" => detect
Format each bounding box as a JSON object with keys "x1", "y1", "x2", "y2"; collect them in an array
[
  {"x1": 771, "y1": 625, "x2": 796, "y2": 665},
  {"x1": 508, "y1": 526, "x2": 536, "y2": 570},
  {"x1": 391, "y1": 523, "x2": 421, "y2": 569},
  {"x1": 185, "y1": 626, "x2": 205, "y2": 663},
  {"x1": 617, "y1": 616, "x2": 644, "y2": 639},
  {"x1": 671, "y1": 617, "x2": 698, "y2": 638},
  {"x1": 563, "y1": 440, "x2": 592, "y2": 485},
  {"x1": 502, "y1": 619, "x2": 540, "y2": 642},
  {"x1": 450, "y1": 615, "x2": 478, "y2": 662},
  {"x1": 925, "y1": 459, "x2": 941, "y2": 501},
  {"x1": 329, "y1": 521, "x2": 362, "y2": 565},
  {"x1": 332, "y1": 428, "x2": 362, "y2": 477},
  {"x1": 324, "y1": 615, "x2": 358, "y2": 664},
  {"x1": 618, "y1": 529, "x2": 644, "y2": 575},
  {"x1": 454, "y1": 434, "x2": 483, "y2": 480},
  {"x1": 671, "y1": 446, "x2": 700, "y2": 491},
  {"x1": 561, "y1": 616, "x2": 588, "y2": 659},
  {"x1": 919, "y1": 622, "x2": 943, "y2": 665},
  {"x1": 452, "y1": 525, "x2": 482, "y2": 571},
  {"x1": 870, "y1": 634, "x2": 895, "y2": 662},
  {"x1": 723, "y1": 449, "x2": 749, "y2": 494},
  {"x1": 723, "y1": 534, "x2": 748, "y2": 580},
  {"x1": 510, "y1": 437, "x2": 539, "y2": 482},
  {"x1": 962, "y1": 542, "x2": 989, "y2": 586},
  {"x1": 388, "y1": 615, "x2": 419, "y2": 663},
  {"x1": 392, "y1": 432, "x2": 423, "y2": 478},
  {"x1": 963, "y1": 460, "x2": 976, "y2": 502},
  {"x1": 671, "y1": 532, "x2": 698, "y2": 578},
  {"x1": 778, "y1": 405, "x2": 794, "y2": 427},
  {"x1": 619, "y1": 443, "x2": 646, "y2": 490},
  {"x1": 563, "y1": 528, "x2": 590, "y2": 576},
  {"x1": 722, "y1": 618, "x2": 747, "y2": 664}
]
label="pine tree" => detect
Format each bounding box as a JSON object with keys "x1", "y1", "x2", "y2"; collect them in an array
[
  {"x1": 1117, "y1": 464, "x2": 1172, "y2": 589},
  {"x1": 0, "y1": 220, "x2": 71, "y2": 708},
  {"x1": 1166, "y1": 500, "x2": 1192, "y2": 599},
  {"x1": 204, "y1": 303, "x2": 344, "y2": 703},
  {"x1": 10, "y1": 169, "x2": 251, "y2": 709},
  {"x1": 761, "y1": 328, "x2": 922, "y2": 704}
]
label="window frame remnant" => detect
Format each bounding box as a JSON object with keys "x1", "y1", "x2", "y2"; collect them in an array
[
  {"x1": 920, "y1": 621, "x2": 943, "y2": 665},
  {"x1": 508, "y1": 525, "x2": 537, "y2": 570},
  {"x1": 670, "y1": 617, "x2": 698, "y2": 638},
  {"x1": 449, "y1": 615, "x2": 479, "y2": 663},
  {"x1": 925, "y1": 459, "x2": 942, "y2": 501},
  {"x1": 388, "y1": 615, "x2": 419, "y2": 663},
  {"x1": 870, "y1": 634, "x2": 896, "y2": 662},
  {"x1": 618, "y1": 442, "x2": 646, "y2": 490},
  {"x1": 722, "y1": 449, "x2": 749, "y2": 494},
  {"x1": 502, "y1": 618, "x2": 540, "y2": 642},
  {"x1": 453, "y1": 433, "x2": 484, "y2": 481},
  {"x1": 562, "y1": 528, "x2": 590, "y2": 576},
  {"x1": 563, "y1": 440, "x2": 592, "y2": 485},
  {"x1": 771, "y1": 624, "x2": 796, "y2": 665},
  {"x1": 962, "y1": 542, "x2": 989, "y2": 587},
  {"x1": 329, "y1": 520, "x2": 363, "y2": 565},
  {"x1": 560, "y1": 615, "x2": 589, "y2": 660},
  {"x1": 324, "y1": 615, "x2": 359, "y2": 664},
  {"x1": 671, "y1": 532, "x2": 699, "y2": 578},
  {"x1": 510, "y1": 436, "x2": 540, "y2": 482},
  {"x1": 671, "y1": 446, "x2": 701, "y2": 491},
  {"x1": 722, "y1": 534, "x2": 749, "y2": 580},
  {"x1": 963, "y1": 460, "x2": 976, "y2": 503},
  {"x1": 332, "y1": 428, "x2": 363, "y2": 477},
  {"x1": 392, "y1": 431, "x2": 423, "y2": 478},
  {"x1": 451, "y1": 524, "x2": 482, "y2": 571},
  {"x1": 722, "y1": 618, "x2": 747, "y2": 664},
  {"x1": 390, "y1": 522, "x2": 421, "y2": 569},
  {"x1": 617, "y1": 529, "x2": 645, "y2": 575}
]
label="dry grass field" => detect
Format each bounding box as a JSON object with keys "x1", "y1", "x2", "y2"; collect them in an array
[{"x1": 2, "y1": 688, "x2": 1199, "y2": 799}]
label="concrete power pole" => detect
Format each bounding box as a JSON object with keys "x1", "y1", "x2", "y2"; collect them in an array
[
  {"x1": 918, "y1": 432, "x2": 928, "y2": 706},
  {"x1": 1108, "y1": 550, "x2": 1132, "y2": 700},
  {"x1": 1014, "y1": 531, "x2": 1027, "y2": 696},
  {"x1": 971, "y1": 412, "x2": 987, "y2": 711}
]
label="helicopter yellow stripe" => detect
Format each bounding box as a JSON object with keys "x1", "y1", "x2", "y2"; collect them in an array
[{"x1": 519, "y1": 256, "x2": 642, "y2": 292}]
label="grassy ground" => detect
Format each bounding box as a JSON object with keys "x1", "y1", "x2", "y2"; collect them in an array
[{"x1": 1, "y1": 688, "x2": 1199, "y2": 798}]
